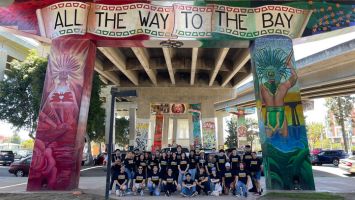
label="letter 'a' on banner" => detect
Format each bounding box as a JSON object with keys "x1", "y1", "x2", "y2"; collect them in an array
[
  {"x1": 250, "y1": 35, "x2": 315, "y2": 190},
  {"x1": 27, "y1": 38, "x2": 96, "y2": 191}
]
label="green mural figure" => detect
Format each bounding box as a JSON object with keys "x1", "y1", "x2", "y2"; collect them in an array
[
  {"x1": 251, "y1": 35, "x2": 315, "y2": 191},
  {"x1": 254, "y1": 47, "x2": 297, "y2": 137}
]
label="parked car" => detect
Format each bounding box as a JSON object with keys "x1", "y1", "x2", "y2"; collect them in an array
[
  {"x1": 339, "y1": 156, "x2": 355, "y2": 174},
  {"x1": 0, "y1": 150, "x2": 15, "y2": 166},
  {"x1": 8, "y1": 156, "x2": 32, "y2": 177},
  {"x1": 311, "y1": 150, "x2": 348, "y2": 166}
]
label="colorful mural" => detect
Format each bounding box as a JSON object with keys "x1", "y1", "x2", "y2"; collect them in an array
[
  {"x1": 152, "y1": 114, "x2": 163, "y2": 151},
  {"x1": 190, "y1": 104, "x2": 202, "y2": 147},
  {"x1": 202, "y1": 118, "x2": 216, "y2": 149},
  {"x1": 27, "y1": 38, "x2": 96, "y2": 190},
  {"x1": 134, "y1": 118, "x2": 150, "y2": 151},
  {"x1": 250, "y1": 35, "x2": 315, "y2": 190}
]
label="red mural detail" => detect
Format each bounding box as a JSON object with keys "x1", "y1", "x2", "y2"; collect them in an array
[
  {"x1": 152, "y1": 114, "x2": 163, "y2": 151},
  {"x1": 27, "y1": 38, "x2": 96, "y2": 191}
]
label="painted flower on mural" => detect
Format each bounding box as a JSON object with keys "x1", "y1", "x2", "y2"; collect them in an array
[{"x1": 30, "y1": 139, "x2": 57, "y2": 188}]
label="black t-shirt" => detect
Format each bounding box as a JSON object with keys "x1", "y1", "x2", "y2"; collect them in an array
[
  {"x1": 149, "y1": 171, "x2": 161, "y2": 185},
  {"x1": 249, "y1": 158, "x2": 262, "y2": 172},
  {"x1": 236, "y1": 169, "x2": 250, "y2": 184},
  {"x1": 112, "y1": 154, "x2": 121, "y2": 162},
  {"x1": 179, "y1": 158, "x2": 189, "y2": 171},
  {"x1": 111, "y1": 164, "x2": 121, "y2": 178},
  {"x1": 222, "y1": 169, "x2": 235, "y2": 185},
  {"x1": 198, "y1": 157, "x2": 207, "y2": 168},
  {"x1": 160, "y1": 157, "x2": 169, "y2": 171},
  {"x1": 169, "y1": 158, "x2": 179, "y2": 171},
  {"x1": 183, "y1": 179, "x2": 194, "y2": 186},
  {"x1": 243, "y1": 153, "x2": 253, "y2": 169},
  {"x1": 134, "y1": 172, "x2": 146, "y2": 183},
  {"x1": 124, "y1": 158, "x2": 135, "y2": 170},
  {"x1": 136, "y1": 159, "x2": 147, "y2": 170},
  {"x1": 176, "y1": 152, "x2": 182, "y2": 160},
  {"x1": 149, "y1": 158, "x2": 159, "y2": 169},
  {"x1": 195, "y1": 172, "x2": 208, "y2": 182},
  {"x1": 210, "y1": 173, "x2": 220, "y2": 183},
  {"x1": 117, "y1": 172, "x2": 128, "y2": 185},
  {"x1": 230, "y1": 155, "x2": 241, "y2": 170},
  {"x1": 189, "y1": 155, "x2": 197, "y2": 169},
  {"x1": 164, "y1": 174, "x2": 176, "y2": 184},
  {"x1": 217, "y1": 155, "x2": 227, "y2": 171},
  {"x1": 206, "y1": 161, "x2": 216, "y2": 174}
]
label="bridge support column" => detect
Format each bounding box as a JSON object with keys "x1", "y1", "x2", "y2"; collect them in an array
[
  {"x1": 0, "y1": 49, "x2": 7, "y2": 81},
  {"x1": 27, "y1": 38, "x2": 97, "y2": 191},
  {"x1": 250, "y1": 35, "x2": 315, "y2": 190},
  {"x1": 201, "y1": 100, "x2": 216, "y2": 149},
  {"x1": 128, "y1": 107, "x2": 136, "y2": 147},
  {"x1": 104, "y1": 86, "x2": 115, "y2": 150}
]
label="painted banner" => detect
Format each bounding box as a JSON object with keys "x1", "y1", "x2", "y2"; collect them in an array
[
  {"x1": 202, "y1": 119, "x2": 216, "y2": 149},
  {"x1": 37, "y1": 2, "x2": 311, "y2": 40},
  {"x1": 134, "y1": 118, "x2": 150, "y2": 151},
  {"x1": 190, "y1": 104, "x2": 202, "y2": 147},
  {"x1": 153, "y1": 114, "x2": 163, "y2": 151},
  {"x1": 237, "y1": 114, "x2": 247, "y2": 141},
  {"x1": 226, "y1": 107, "x2": 255, "y2": 115},
  {"x1": 27, "y1": 38, "x2": 96, "y2": 190},
  {"x1": 250, "y1": 35, "x2": 315, "y2": 190},
  {"x1": 151, "y1": 103, "x2": 201, "y2": 115}
]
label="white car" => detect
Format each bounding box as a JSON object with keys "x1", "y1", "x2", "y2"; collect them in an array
[{"x1": 339, "y1": 156, "x2": 355, "y2": 174}]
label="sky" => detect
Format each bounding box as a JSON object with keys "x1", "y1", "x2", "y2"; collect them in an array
[{"x1": 0, "y1": 27, "x2": 354, "y2": 142}]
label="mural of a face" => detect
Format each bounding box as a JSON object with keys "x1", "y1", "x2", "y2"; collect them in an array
[{"x1": 172, "y1": 103, "x2": 185, "y2": 113}]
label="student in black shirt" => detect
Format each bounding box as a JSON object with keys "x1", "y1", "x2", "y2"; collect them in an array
[
  {"x1": 178, "y1": 152, "x2": 190, "y2": 186},
  {"x1": 148, "y1": 165, "x2": 161, "y2": 196},
  {"x1": 188, "y1": 150, "x2": 197, "y2": 180},
  {"x1": 112, "y1": 149, "x2": 122, "y2": 162},
  {"x1": 249, "y1": 152, "x2": 262, "y2": 195},
  {"x1": 198, "y1": 151, "x2": 207, "y2": 169},
  {"x1": 136, "y1": 154, "x2": 148, "y2": 175},
  {"x1": 148, "y1": 154, "x2": 160, "y2": 174},
  {"x1": 221, "y1": 162, "x2": 236, "y2": 195},
  {"x1": 242, "y1": 145, "x2": 253, "y2": 171},
  {"x1": 124, "y1": 151, "x2": 135, "y2": 190},
  {"x1": 109, "y1": 159, "x2": 122, "y2": 194},
  {"x1": 217, "y1": 149, "x2": 228, "y2": 172},
  {"x1": 160, "y1": 152, "x2": 169, "y2": 173},
  {"x1": 114, "y1": 166, "x2": 128, "y2": 197},
  {"x1": 206, "y1": 154, "x2": 216, "y2": 175},
  {"x1": 176, "y1": 145, "x2": 183, "y2": 160},
  {"x1": 132, "y1": 166, "x2": 146, "y2": 196},
  {"x1": 235, "y1": 162, "x2": 251, "y2": 198},
  {"x1": 195, "y1": 166, "x2": 210, "y2": 195},
  {"x1": 162, "y1": 168, "x2": 178, "y2": 196},
  {"x1": 230, "y1": 149, "x2": 241, "y2": 171},
  {"x1": 169, "y1": 152, "x2": 179, "y2": 181},
  {"x1": 181, "y1": 173, "x2": 197, "y2": 197}
]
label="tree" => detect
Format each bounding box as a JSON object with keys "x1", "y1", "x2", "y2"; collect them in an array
[
  {"x1": 115, "y1": 117, "x2": 129, "y2": 147},
  {"x1": 225, "y1": 116, "x2": 238, "y2": 148},
  {"x1": 326, "y1": 96, "x2": 355, "y2": 153},
  {"x1": 21, "y1": 139, "x2": 34, "y2": 149},
  {"x1": 245, "y1": 118, "x2": 259, "y2": 150},
  {"x1": 307, "y1": 122, "x2": 324, "y2": 150},
  {"x1": 0, "y1": 51, "x2": 47, "y2": 138}
]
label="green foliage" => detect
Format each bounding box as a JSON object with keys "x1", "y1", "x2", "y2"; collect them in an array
[
  {"x1": 246, "y1": 118, "x2": 259, "y2": 148},
  {"x1": 115, "y1": 117, "x2": 129, "y2": 147},
  {"x1": 0, "y1": 51, "x2": 47, "y2": 138},
  {"x1": 20, "y1": 139, "x2": 34, "y2": 149},
  {"x1": 307, "y1": 122, "x2": 325, "y2": 150},
  {"x1": 325, "y1": 96, "x2": 355, "y2": 152},
  {"x1": 225, "y1": 116, "x2": 238, "y2": 148}
]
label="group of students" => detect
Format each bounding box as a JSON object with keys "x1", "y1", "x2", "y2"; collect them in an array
[{"x1": 109, "y1": 145, "x2": 262, "y2": 197}]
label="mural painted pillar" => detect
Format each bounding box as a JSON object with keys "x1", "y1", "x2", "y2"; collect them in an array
[
  {"x1": 134, "y1": 118, "x2": 150, "y2": 151},
  {"x1": 153, "y1": 114, "x2": 163, "y2": 151},
  {"x1": 27, "y1": 38, "x2": 96, "y2": 191},
  {"x1": 250, "y1": 35, "x2": 315, "y2": 190}
]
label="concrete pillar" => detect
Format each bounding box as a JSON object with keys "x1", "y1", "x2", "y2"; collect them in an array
[
  {"x1": 128, "y1": 108, "x2": 136, "y2": 146},
  {"x1": 162, "y1": 115, "x2": 170, "y2": 147},
  {"x1": 188, "y1": 114, "x2": 194, "y2": 147},
  {"x1": 201, "y1": 99, "x2": 216, "y2": 149},
  {"x1": 250, "y1": 35, "x2": 314, "y2": 190},
  {"x1": 216, "y1": 113, "x2": 225, "y2": 149},
  {"x1": 172, "y1": 118, "x2": 178, "y2": 144},
  {"x1": 0, "y1": 49, "x2": 7, "y2": 81},
  {"x1": 103, "y1": 86, "x2": 115, "y2": 147}
]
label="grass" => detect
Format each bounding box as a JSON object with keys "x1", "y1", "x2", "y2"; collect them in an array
[{"x1": 258, "y1": 192, "x2": 344, "y2": 200}]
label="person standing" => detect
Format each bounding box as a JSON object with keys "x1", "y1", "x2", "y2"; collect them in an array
[
  {"x1": 147, "y1": 165, "x2": 161, "y2": 196},
  {"x1": 160, "y1": 152, "x2": 169, "y2": 173},
  {"x1": 148, "y1": 154, "x2": 160, "y2": 174},
  {"x1": 195, "y1": 166, "x2": 210, "y2": 195},
  {"x1": 230, "y1": 149, "x2": 241, "y2": 171},
  {"x1": 198, "y1": 150, "x2": 207, "y2": 170},
  {"x1": 132, "y1": 166, "x2": 146, "y2": 196},
  {"x1": 188, "y1": 150, "x2": 197, "y2": 180},
  {"x1": 112, "y1": 149, "x2": 122, "y2": 162},
  {"x1": 136, "y1": 154, "x2": 148, "y2": 176},
  {"x1": 169, "y1": 152, "x2": 179, "y2": 181},
  {"x1": 124, "y1": 151, "x2": 135, "y2": 191},
  {"x1": 206, "y1": 154, "x2": 216, "y2": 176},
  {"x1": 162, "y1": 168, "x2": 178, "y2": 197},
  {"x1": 178, "y1": 152, "x2": 190, "y2": 186},
  {"x1": 249, "y1": 152, "x2": 263, "y2": 195},
  {"x1": 181, "y1": 173, "x2": 198, "y2": 197},
  {"x1": 176, "y1": 145, "x2": 183, "y2": 160},
  {"x1": 235, "y1": 162, "x2": 251, "y2": 198},
  {"x1": 217, "y1": 149, "x2": 228, "y2": 173}
]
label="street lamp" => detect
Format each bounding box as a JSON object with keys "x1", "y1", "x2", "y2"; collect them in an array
[{"x1": 105, "y1": 87, "x2": 137, "y2": 200}]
